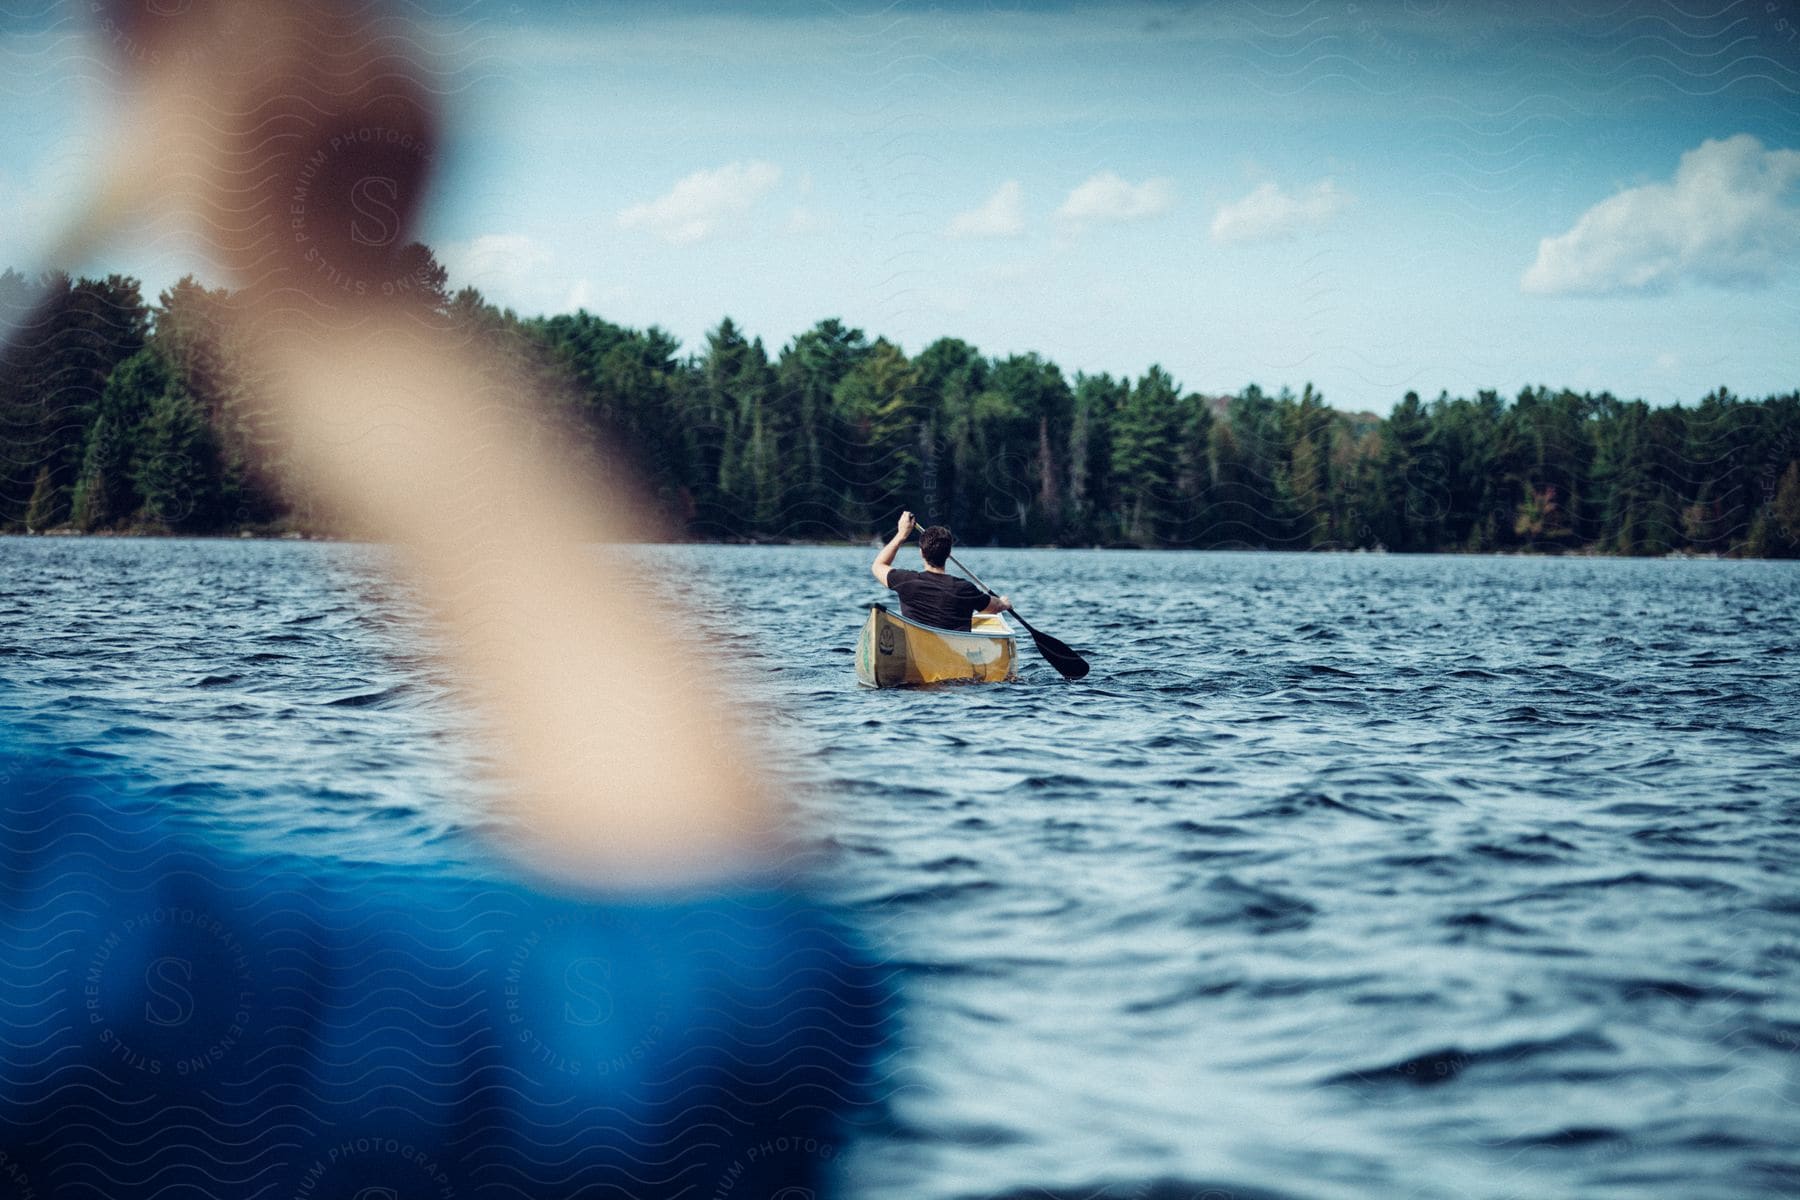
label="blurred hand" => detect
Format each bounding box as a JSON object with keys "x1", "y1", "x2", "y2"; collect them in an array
[
  {"x1": 996, "y1": 595, "x2": 1013, "y2": 611},
  {"x1": 897, "y1": 511, "x2": 916, "y2": 538},
  {"x1": 55, "y1": 0, "x2": 786, "y2": 888}
]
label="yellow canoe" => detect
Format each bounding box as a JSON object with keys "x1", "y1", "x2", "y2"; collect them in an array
[{"x1": 855, "y1": 604, "x2": 1018, "y2": 688}]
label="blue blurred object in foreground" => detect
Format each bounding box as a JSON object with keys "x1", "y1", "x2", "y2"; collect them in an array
[{"x1": 0, "y1": 725, "x2": 891, "y2": 1198}]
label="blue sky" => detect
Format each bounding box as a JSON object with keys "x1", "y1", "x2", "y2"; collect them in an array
[{"x1": 2, "y1": 0, "x2": 1797, "y2": 413}]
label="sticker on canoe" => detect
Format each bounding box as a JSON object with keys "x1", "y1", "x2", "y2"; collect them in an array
[{"x1": 877, "y1": 625, "x2": 896, "y2": 655}]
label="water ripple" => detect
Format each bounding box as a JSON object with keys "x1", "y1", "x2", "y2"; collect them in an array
[{"x1": 3, "y1": 539, "x2": 1797, "y2": 1200}]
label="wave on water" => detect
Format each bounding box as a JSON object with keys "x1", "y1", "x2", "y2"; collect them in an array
[{"x1": 2, "y1": 540, "x2": 1798, "y2": 1200}]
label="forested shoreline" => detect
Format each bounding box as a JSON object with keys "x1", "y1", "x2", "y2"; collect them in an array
[{"x1": 3, "y1": 247, "x2": 1798, "y2": 557}]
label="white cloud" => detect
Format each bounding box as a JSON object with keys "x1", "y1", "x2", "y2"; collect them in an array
[
  {"x1": 1523, "y1": 134, "x2": 1800, "y2": 296},
  {"x1": 1209, "y1": 178, "x2": 1350, "y2": 243},
  {"x1": 617, "y1": 160, "x2": 781, "y2": 245},
  {"x1": 440, "y1": 235, "x2": 625, "y2": 315},
  {"x1": 439, "y1": 232, "x2": 553, "y2": 301},
  {"x1": 1057, "y1": 172, "x2": 1176, "y2": 226},
  {"x1": 949, "y1": 181, "x2": 1026, "y2": 238},
  {"x1": 442, "y1": 232, "x2": 549, "y2": 277}
]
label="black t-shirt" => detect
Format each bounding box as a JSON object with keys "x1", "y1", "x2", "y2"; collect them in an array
[{"x1": 886, "y1": 568, "x2": 990, "y2": 631}]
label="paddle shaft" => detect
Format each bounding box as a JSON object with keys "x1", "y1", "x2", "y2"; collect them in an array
[
  {"x1": 944, "y1": 552, "x2": 997, "y2": 601},
  {"x1": 944, "y1": 552, "x2": 1041, "y2": 637}
]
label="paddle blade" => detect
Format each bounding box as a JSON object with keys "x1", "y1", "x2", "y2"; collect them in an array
[{"x1": 1012, "y1": 614, "x2": 1089, "y2": 680}]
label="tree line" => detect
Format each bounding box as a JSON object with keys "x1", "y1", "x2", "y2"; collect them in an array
[{"x1": 3, "y1": 250, "x2": 1798, "y2": 557}]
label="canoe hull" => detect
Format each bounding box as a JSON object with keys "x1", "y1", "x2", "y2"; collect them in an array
[{"x1": 855, "y1": 604, "x2": 1018, "y2": 688}]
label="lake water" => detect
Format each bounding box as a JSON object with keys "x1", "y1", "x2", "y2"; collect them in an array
[{"x1": 2, "y1": 538, "x2": 1797, "y2": 1199}]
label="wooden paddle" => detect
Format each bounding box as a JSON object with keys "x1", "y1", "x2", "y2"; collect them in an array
[{"x1": 943, "y1": 551, "x2": 1091, "y2": 682}]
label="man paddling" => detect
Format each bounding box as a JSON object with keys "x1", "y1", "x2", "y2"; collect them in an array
[{"x1": 871, "y1": 511, "x2": 1011, "y2": 631}]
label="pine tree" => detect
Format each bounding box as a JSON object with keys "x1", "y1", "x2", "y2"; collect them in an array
[
  {"x1": 1066, "y1": 373, "x2": 1123, "y2": 542},
  {"x1": 912, "y1": 338, "x2": 987, "y2": 535},
  {"x1": 0, "y1": 272, "x2": 150, "y2": 526},
  {"x1": 1378, "y1": 391, "x2": 1430, "y2": 550},
  {"x1": 72, "y1": 346, "x2": 169, "y2": 529},
  {"x1": 134, "y1": 386, "x2": 223, "y2": 530},
  {"x1": 1110, "y1": 366, "x2": 1184, "y2": 546},
  {"x1": 775, "y1": 318, "x2": 870, "y2": 537},
  {"x1": 1284, "y1": 384, "x2": 1330, "y2": 547},
  {"x1": 831, "y1": 339, "x2": 919, "y2": 534}
]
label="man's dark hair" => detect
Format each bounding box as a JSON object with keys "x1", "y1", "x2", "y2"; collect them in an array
[{"x1": 919, "y1": 525, "x2": 953, "y2": 568}]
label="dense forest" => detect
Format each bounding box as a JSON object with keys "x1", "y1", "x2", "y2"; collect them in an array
[{"x1": 3, "y1": 248, "x2": 1798, "y2": 556}]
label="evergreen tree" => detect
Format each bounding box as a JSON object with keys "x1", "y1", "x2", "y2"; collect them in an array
[
  {"x1": 694, "y1": 317, "x2": 751, "y2": 537},
  {"x1": 384, "y1": 242, "x2": 453, "y2": 316},
  {"x1": 134, "y1": 385, "x2": 224, "y2": 530},
  {"x1": 776, "y1": 318, "x2": 870, "y2": 536},
  {"x1": 696, "y1": 319, "x2": 777, "y2": 537},
  {"x1": 1375, "y1": 392, "x2": 1429, "y2": 550},
  {"x1": 1283, "y1": 383, "x2": 1331, "y2": 547},
  {"x1": 1066, "y1": 373, "x2": 1126, "y2": 542},
  {"x1": 1110, "y1": 366, "x2": 1184, "y2": 546},
  {"x1": 4, "y1": 256, "x2": 1800, "y2": 555},
  {"x1": 1, "y1": 272, "x2": 149, "y2": 526},
  {"x1": 913, "y1": 338, "x2": 988, "y2": 533},
  {"x1": 984, "y1": 354, "x2": 1072, "y2": 543},
  {"x1": 71, "y1": 346, "x2": 169, "y2": 529},
  {"x1": 152, "y1": 275, "x2": 276, "y2": 524},
  {"x1": 831, "y1": 338, "x2": 919, "y2": 534}
]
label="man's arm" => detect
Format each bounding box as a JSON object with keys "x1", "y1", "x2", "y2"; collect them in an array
[{"x1": 871, "y1": 511, "x2": 916, "y2": 585}]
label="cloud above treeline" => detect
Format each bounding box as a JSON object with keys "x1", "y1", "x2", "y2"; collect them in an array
[
  {"x1": 1209, "y1": 178, "x2": 1350, "y2": 243},
  {"x1": 443, "y1": 232, "x2": 549, "y2": 279},
  {"x1": 1057, "y1": 172, "x2": 1176, "y2": 226},
  {"x1": 1523, "y1": 134, "x2": 1800, "y2": 296},
  {"x1": 618, "y1": 160, "x2": 782, "y2": 245},
  {"x1": 948, "y1": 173, "x2": 1175, "y2": 238},
  {"x1": 949, "y1": 181, "x2": 1026, "y2": 238},
  {"x1": 441, "y1": 232, "x2": 606, "y2": 314},
  {"x1": 440, "y1": 232, "x2": 549, "y2": 303}
]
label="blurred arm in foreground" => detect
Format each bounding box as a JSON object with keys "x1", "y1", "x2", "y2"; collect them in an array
[
  {"x1": 60, "y1": 0, "x2": 784, "y2": 888},
  {"x1": 0, "y1": 2, "x2": 889, "y2": 1196}
]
